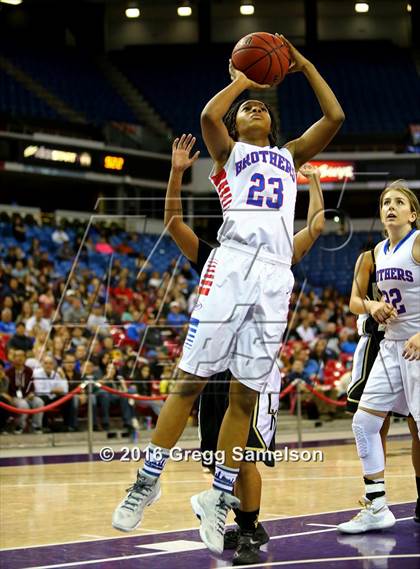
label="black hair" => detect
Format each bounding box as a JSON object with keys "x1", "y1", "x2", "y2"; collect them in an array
[{"x1": 223, "y1": 99, "x2": 279, "y2": 147}]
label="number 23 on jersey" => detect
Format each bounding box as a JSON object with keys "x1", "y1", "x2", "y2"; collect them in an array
[{"x1": 246, "y1": 173, "x2": 284, "y2": 210}]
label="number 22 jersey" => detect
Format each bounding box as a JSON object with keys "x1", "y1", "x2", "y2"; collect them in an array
[
  {"x1": 210, "y1": 141, "x2": 297, "y2": 264},
  {"x1": 375, "y1": 228, "x2": 420, "y2": 340}
]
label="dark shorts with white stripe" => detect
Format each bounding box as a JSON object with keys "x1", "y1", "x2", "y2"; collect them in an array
[
  {"x1": 199, "y1": 371, "x2": 275, "y2": 468},
  {"x1": 347, "y1": 330, "x2": 383, "y2": 414}
]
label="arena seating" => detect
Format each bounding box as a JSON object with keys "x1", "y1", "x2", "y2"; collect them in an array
[
  {"x1": 0, "y1": 218, "x2": 381, "y2": 293},
  {"x1": 3, "y1": 47, "x2": 137, "y2": 125},
  {"x1": 0, "y1": 67, "x2": 58, "y2": 121},
  {"x1": 1, "y1": 41, "x2": 417, "y2": 147}
]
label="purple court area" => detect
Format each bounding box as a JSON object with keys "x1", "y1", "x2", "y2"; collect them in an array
[{"x1": 1, "y1": 503, "x2": 419, "y2": 569}]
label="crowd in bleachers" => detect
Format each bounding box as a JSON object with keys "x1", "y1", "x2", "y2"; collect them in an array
[{"x1": 0, "y1": 212, "x2": 364, "y2": 434}]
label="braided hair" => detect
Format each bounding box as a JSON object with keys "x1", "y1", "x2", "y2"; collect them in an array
[{"x1": 223, "y1": 99, "x2": 279, "y2": 147}]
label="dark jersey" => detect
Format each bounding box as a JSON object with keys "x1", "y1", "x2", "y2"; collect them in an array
[
  {"x1": 190, "y1": 239, "x2": 217, "y2": 275},
  {"x1": 362, "y1": 250, "x2": 381, "y2": 336}
]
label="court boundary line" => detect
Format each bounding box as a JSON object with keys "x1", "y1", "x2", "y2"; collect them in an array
[
  {"x1": 22, "y1": 553, "x2": 420, "y2": 569},
  {"x1": 1, "y1": 501, "x2": 415, "y2": 552}
]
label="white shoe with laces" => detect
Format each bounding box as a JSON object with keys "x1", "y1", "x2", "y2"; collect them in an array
[
  {"x1": 191, "y1": 489, "x2": 240, "y2": 554},
  {"x1": 337, "y1": 496, "x2": 396, "y2": 534},
  {"x1": 112, "y1": 472, "x2": 161, "y2": 532}
]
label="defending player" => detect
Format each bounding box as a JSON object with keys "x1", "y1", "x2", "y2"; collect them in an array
[
  {"x1": 162, "y1": 134, "x2": 324, "y2": 565},
  {"x1": 338, "y1": 181, "x2": 420, "y2": 533},
  {"x1": 346, "y1": 243, "x2": 420, "y2": 524},
  {"x1": 113, "y1": 36, "x2": 344, "y2": 555}
]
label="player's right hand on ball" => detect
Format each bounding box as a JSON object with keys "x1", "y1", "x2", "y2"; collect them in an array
[
  {"x1": 229, "y1": 60, "x2": 271, "y2": 90},
  {"x1": 172, "y1": 134, "x2": 200, "y2": 172},
  {"x1": 368, "y1": 300, "x2": 397, "y2": 324}
]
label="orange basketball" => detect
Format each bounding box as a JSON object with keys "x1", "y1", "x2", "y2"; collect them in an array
[{"x1": 231, "y1": 32, "x2": 291, "y2": 86}]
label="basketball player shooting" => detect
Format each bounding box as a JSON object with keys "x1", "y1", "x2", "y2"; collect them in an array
[
  {"x1": 112, "y1": 35, "x2": 344, "y2": 556},
  {"x1": 161, "y1": 134, "x2": 324, "y2": 565}
]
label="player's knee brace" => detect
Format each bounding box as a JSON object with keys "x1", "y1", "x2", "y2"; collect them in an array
[{"x1": 352, "y1": 409, "x2": 385, "y2": 475}]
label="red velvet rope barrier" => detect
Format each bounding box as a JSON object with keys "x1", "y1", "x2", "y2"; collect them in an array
[
  {"x1": 97, "y1": 384, "x2": 167, "y2": 401},
  {"x1": 0, "y1": 386, "x2": 82, "y2": 414},
  {"x1": 304, "y1": 383, "x2": 347, "y2": 407},
  {"x1": 279, "y1": 383, "x2": 295, "y2": 399}
]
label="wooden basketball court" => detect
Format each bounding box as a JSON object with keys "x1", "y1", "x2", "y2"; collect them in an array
[{"x1": 1, "y1": 424, "x2": 419, "y2": 568}]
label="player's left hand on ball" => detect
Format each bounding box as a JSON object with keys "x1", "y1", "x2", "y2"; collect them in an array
[
  {"x1": 229, "y1": 60, "x2": 271, "y2": 89},
  {"x1": 299, "y1": 163, "x2": 320, "y2": 180},
  {"x1": 276, "y1": 34, "x2": 310, "y2": 73},
  {"x1": 402, "y1": 332, "x2": 420, "y2": 361}
]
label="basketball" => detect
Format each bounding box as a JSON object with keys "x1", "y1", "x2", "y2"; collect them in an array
[{"x1": 231, "y1": 32, "x2": 291, "y2": 86}]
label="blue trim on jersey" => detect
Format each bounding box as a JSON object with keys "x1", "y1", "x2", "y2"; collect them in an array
[
  {"x1": 184, "y1": 317, "x2": 200, "y2": 349},
  {"x1": 383, "y1": 228, "x2": 416, "y2": 255}
]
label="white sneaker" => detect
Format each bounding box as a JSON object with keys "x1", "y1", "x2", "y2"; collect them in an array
[
  {"x1": 337, "y1": 497, "x2": 396, "y2": 534},
  {"x1": 112, "y1": 472, "x2": 161, "y2": 532},
  {"x1": 191, "y1": 489, "x2": 240, "y2": 554}
]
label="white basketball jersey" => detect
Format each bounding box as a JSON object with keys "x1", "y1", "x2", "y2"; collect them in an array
[
  {"x1": 210, "y1": 141, "x2": 297, "y2": 264},
  {"x1": 375, "y1": 229, "x2": 420, "y2": 340}
]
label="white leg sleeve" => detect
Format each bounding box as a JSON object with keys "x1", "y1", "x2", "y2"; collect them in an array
[{"x1": 352, "y1": 409, "x2": 385, "y2": 475}]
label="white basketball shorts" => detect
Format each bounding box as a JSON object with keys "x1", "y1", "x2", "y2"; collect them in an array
[
  {"x1": 359, "y1": 339, "x2": 420, "y2": 425},
  {"x1": 178, "y1": 240, "x2": 294, "y2": 393}
]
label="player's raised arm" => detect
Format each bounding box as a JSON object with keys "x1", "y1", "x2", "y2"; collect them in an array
[
  {"x1": 281, "y1": 36, "x2": 345, "y2": 170},
  {"x1": 200, "y1": 62, "x2": 269, "y2": 169},
  {"x1": 164, "y1": 134, "x2": 200, "y2": 263},
  {"x1": 292, "y1": 164, "x2": 324, "y2": 264}
]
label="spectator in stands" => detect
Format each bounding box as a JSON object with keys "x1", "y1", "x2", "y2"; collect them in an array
[
  {"x1": 95, "y1": 237, "x2": 114, "y2": 255},
  {"x1": 62, "y1": 296, "x2": 87, "y2": 323},
  {"x1": 11, "y1": 260, "x2": 28, "y2": 280},
  {"x1": 0, "y1": 360, "x2": 12, "y2": 433},
  {"x1": 324, "y1": 322, "x2": 340, "y2": 357},
  {"x1": 69, "y1": 327, "x2": 88, "y2": 350},
  {"x1": 87, "y1": 304, "x2": 107, "y2": 335},
  {"x1": 304, "y1": 338, "x2": 330, "y2": 381},
  {"x1": 38, "y1": 286, "x2": 56, "y2": 318},
  {"x1": 51, "y1": 335, "x2": 65, "y2": 366},
  {"x1": 59, "y1": 353, "x2": 83, "y2": 431},
  {"x1": 25, "y1": 307, "x2": 51, "y2": 335},
  {"x1": 0, "y1": 308, "x2": 16, "y2": 335},
  {"x1": 96, "y1": 362, "x2": 134, "y2": 431},
  {"x1": 148, "y1": 272, "x2": 162, "y2": 288},
  {"x1": 33, "y1": 355, "x2": 71, "y2": 431},
  {"x1": 124, "y1": 312, "x2": 146, "y2": 343},
  {"x1": 57, "y1": 241, "x2": 74, "y2": 261},
  {"x1": 296, "y1": 316, "x2": 317, "y2": 343},
  {"x1": 6, "y1": 349, "x2": 43, "y2": 434},
  {"x1": 339, "y1": 329, "x2": 358, "y2": 354},
  {"x1": 1, "y1": 296, "x2": 17, "y2": 321},
  {"x1": 134, "y1": 363, "x2": 164, "y2": 419},
  {"x1": 74, "y1": 344, "x2": 88, "y2": 371},
  {"x1": 112, "y1": 278, "x2": 134, "y2": 311},
  {"x1": 12, "y1": 215, "x2": 26, "y2": 242},
  {"x1": 3, "y1": 277, "x2": 25, "y2": 314},
  {"x1": 284, "y1": 359, "x2": 311, "y2": 385},
  {"x1": 166, "y1": 301, "x2": 188, "y2": 328},
  {"x1": 52, "y1": 226, "x2": 70, "y2": 245},
  {"x1": 7, "y1": 322, "x2": 33, "y2": 352}
]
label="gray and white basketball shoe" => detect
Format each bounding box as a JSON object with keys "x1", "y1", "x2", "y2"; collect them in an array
[
  {"x1": 191, "y1": 489, "x2": 240, "y2": 554},
  {"x1": 337, "y1": 497, "x2": 396, "y2": 534},
  {"x1": 112, "y1": 472, "x2": 161, "y2": 532}
]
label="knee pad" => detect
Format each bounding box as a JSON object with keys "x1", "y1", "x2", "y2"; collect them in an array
[{"x1": 352, "y1": 409, "x2": 385, "y2": 474}]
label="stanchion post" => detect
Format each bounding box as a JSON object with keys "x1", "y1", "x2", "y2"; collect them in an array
[
  {"x1": 87, "y1": 376, "x2": 93, "y2": 458},
  {"x1": 296, "y1": 379, "x2": 303, "y2": 449}
]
